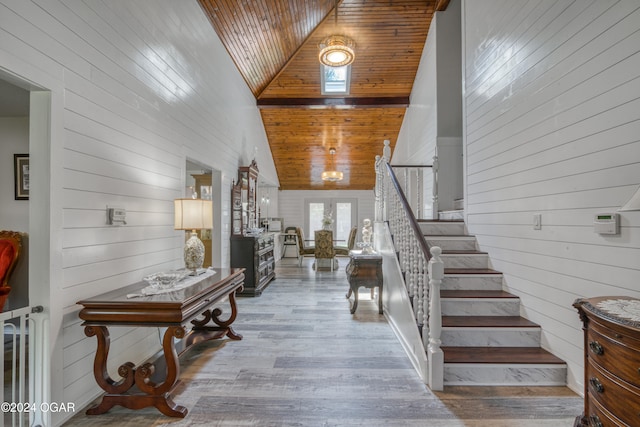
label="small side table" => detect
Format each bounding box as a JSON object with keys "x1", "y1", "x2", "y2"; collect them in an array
[{"x1": 345, "y1": 250, "x2": 383, "y2": 314}]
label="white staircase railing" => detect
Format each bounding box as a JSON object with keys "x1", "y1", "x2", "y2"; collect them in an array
[{"x1": 375, "y1": 143, "x2": 444, "y2": 391}]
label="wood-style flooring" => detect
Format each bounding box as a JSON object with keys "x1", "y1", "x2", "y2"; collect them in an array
[{"x1": 63, "y1": 257, "x2": 582, "y2": 426}]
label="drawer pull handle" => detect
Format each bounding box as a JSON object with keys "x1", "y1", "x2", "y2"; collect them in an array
[
  {"x1": 589, "y1": 341, "x2": 604, "y2": 355},
  {"x1": 589, "y1": 415, "x2": 603, "y2": 427},
  {"x1": 589, "y1": 377, "x2": 604, "y2": 393}
]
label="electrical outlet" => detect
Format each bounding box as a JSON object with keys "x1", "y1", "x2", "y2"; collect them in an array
[{"x1": 533, "y1": 213, "x2": 542, "y2": 230}]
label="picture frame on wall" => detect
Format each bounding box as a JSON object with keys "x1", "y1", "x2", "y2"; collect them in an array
[{"x1": 14, "y1": 154, "x2": 29, "y2": 200}]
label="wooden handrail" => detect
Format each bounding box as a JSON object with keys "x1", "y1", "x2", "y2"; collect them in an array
[{"x1": 385, "y1": 163, "x2": 432, "y2": 261}]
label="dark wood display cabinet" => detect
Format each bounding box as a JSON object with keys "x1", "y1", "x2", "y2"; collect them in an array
[
  {"x1": 231, "y1": 233, "x2": 275, "y2": 296},
  {"x1": 574, "y1": 296, "x2": 640, "y2": 427}
]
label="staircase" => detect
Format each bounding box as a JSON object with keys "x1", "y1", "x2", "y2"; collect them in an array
[{"x1": 419, "y1": 218, "x2": 567, "y2": 386}]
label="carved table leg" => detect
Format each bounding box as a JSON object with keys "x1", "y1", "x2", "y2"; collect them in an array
[
  {"x1": 212, "y1": 291, "x2": 243, "y2": 340},
  {"x1": 84, "y1": 325, "x2": 188, "y2": 418},
  {"x1": 350, "y1": 285, "x2": 359, "y2": 314},
  {"x1": 191, "y1": 291, "x2": 244, "y2": 341}
]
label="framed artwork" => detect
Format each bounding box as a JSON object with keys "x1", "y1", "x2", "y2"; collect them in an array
[{"x1": 14, "y1": 154, "x2": 29, "y2": 200}]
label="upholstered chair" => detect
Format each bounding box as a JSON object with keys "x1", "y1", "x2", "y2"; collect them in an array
[
  {"x1": 314, "y1": 230, "x2": 336, "y2": 271},
  {"x1": 335, "y1": 227, "x2": 357, "y2": 256},
  {"x1": 295, "y1": 227, "x2": 315, "y2": 266},
  {"x1": 0, "y1": 230, "x2": 22, "y2": 312}
]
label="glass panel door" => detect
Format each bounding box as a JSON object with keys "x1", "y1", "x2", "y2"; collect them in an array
[
  {"x1": 305, "y1": 198, "x2": 357, "y2": 244},
  {"x1": 334, "y1": 202, "x2": 352, "y2": 243}
]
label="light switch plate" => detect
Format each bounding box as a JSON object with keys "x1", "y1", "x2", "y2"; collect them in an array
[{"x1": 533, "y1": 213, "x2": 541, "y2": 230}]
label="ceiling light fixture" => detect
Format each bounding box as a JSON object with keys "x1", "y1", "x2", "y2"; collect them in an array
[
  {"x1": 322, "y1": 147, "x2": 344, "y2": 182},
  {"x1": 318, "y1": 1, "x2": 355, "y2": 67}
]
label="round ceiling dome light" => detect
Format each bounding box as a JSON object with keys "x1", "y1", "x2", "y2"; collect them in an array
[{"x1": 319, "y1": 35, "x2": 355, "y2": 67}]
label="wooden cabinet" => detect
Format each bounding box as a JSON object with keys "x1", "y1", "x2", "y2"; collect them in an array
[
  {"x1": 231, "y1": 160, "x2": 258, "y2": 236},
  {"x1": 574, "y1": 296, "x2": 640, "y2": 427},
  {"x1": 345, "y1": 250, "x2": 383, "y2": 314},
  {"x1": 231, "y1": 233, "x2": 276, "y2": 296}
]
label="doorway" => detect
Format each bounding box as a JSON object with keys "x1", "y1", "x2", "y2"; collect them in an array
[
  {"x1": 304, "y1": 198, "x2": 357, "y2": 244},
  {"x1": 185, "y1": 159, "x2": 221, "y2": 267}
]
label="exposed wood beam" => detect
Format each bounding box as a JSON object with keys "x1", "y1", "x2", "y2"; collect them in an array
[
  {"x1": 435, "y1": 0, "x2": 450, "y2": 11},
  {"x1": 257, "y1": 96, "x2": 409, "y2": 109}
]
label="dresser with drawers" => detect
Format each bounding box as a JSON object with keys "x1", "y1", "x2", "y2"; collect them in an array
[{"x1": 574, "y1": 296, "x2": 640, "y2": 427}]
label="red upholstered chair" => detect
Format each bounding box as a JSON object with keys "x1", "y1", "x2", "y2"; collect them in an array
[{"x1": 0, "y1": 230, "x2": 22, "y2": 312}]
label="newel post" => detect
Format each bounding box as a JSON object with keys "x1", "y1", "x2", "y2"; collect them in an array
[{"x1": 428, "y1": 246, "x2": 444, "y2": 390}]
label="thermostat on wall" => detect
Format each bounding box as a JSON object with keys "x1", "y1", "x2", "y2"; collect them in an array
[
  {"x1": 107, "y1": 207, "x2": 127, "y2": 226},
  {"x1": 594, "y1": 213, "x2": 619, "y2": 235}
]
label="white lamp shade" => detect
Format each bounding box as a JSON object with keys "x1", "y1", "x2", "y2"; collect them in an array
[
  {"x1": 174, "y1": 199, "x2": 213, "y2": 230},
  {"x1": 619, "y1": 185, "x2": 640, "y2": 211}
]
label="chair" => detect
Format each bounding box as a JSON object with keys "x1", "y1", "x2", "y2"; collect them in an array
[
  {"x1": 282, "y1": 226, "x2": 298, "y2": 259},
  {"x1": 314, "y1": 229, "x2": 336, "y2": 272},
  {"x1": 295, "y1": 227, "x2": 315, "y2": 266},
  {"x1": 335, "y1": 227, "x2": 357, "y2": 256},
  {"x1": 0, "y1": 230, "x2": 22, "y2": 312}
]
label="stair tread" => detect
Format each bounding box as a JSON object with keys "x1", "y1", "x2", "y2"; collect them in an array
[
  {"x1": 442, "y1": 347, "x2": 565, "y2": 364},
  {"x1": 424, "y1": 234, "x2": 475, "y2": 238},
  {"x1": 441, "y1": 250, "x2": 487, "y2": 255},
  {"x1": 442, "y1": 316, "x2": 539, "y2": 328},
  {"x1": 441, "y1": 290, "x2": 518, "y2": 298},
  {"x1": 444, "y1": 268, "x2": 502, "y2": 275}
]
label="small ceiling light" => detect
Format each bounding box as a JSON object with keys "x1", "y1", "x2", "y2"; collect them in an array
[
  {"x1": 322, "y1": 147, "x2": 344, "y2": 182},
  {"x1": 319, "y1": 35, "x2": 355, "y2": 67},
  {"x1": 318, "y1": 1, "x2": 355, "y2": 67}
]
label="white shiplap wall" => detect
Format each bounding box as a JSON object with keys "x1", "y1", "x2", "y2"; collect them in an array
[
  {"x1": 462, "y1": 0, "x2": 640, "y2": 393},
  {"x1": 395, "y1": 14, "x2": 437, "y2": 166},
  {"x1": 0, "y1": 0, "x2": 276, "y2": 424}
]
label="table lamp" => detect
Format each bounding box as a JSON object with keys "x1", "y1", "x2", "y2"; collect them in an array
[{"x1": 174, "y1": 198, "x2": 213, "y2": 274}]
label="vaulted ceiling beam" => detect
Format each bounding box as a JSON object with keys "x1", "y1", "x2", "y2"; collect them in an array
[{"x1": 257, "y1": 96, "x2": 409, "y2": 109}]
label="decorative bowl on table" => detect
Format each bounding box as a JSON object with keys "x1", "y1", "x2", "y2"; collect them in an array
[{"x1": 143, "y1": 270, "x2": 190, "y2": 289}]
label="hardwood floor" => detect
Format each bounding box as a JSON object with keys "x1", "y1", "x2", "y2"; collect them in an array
[{"x1": 64, "y1": 257, "x2": 582, "y2": 426}]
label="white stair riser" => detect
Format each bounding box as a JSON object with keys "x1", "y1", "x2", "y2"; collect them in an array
[
  {"x1": 425, "y1": 238, "x2": 476, "y2": 251},
  {"x1": 419, "y1": 222, "x2": 465, "y2": 235},
  {"x1": 440, "y1": 254, "x2": 489, "y2": 269},
  {"x1": 442, "y1": 298, "x2": 520, "y2": 316},
  {"x1": 439, "y1": 210, "x2": 464, "y2": 221},
  {"x1": 444, "y1": 364, "x2": 567, "y2": 386},
  {"x1": 453, "y1": 199, "x2": 464, "y2": 210},
  {"x1": 441, "y1": 328, "x2": 541, "y2": 347},
  {"x1": 441, "y1": 275, "x2": 503, "y2": 291}
]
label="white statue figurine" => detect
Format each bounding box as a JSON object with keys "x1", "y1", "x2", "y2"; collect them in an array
[{"x1": 361, "y1": 218, "x2": 373, "y2": 253}]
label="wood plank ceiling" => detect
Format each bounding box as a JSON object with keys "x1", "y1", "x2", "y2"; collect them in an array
[{"x1": 198, "y1": 0, "x2": 446, "y2": 190}]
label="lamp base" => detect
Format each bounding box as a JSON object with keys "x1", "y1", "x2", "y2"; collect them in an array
[
  {"x1": 184, "y1": 231, "x2": 205, "y2": 272},
  {"x1": 189, "y1": 268, "x2": 208, "y2": 276}
]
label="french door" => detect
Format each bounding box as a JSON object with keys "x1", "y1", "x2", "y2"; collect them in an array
[{"x1": 305, "y1": 198, "x2": 357, "y2": 243}]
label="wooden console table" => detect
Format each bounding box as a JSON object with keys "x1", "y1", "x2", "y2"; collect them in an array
[
  {"x1": 77, "y1": 268, "x2": 245, "y2": 418},
  {"x1": 345, "y1": 250, "x2": 383, "y2": 314}
]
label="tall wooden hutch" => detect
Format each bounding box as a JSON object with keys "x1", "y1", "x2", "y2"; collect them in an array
[{"x1": 230, "y1": 160, "x2": 276, "y2": 296}]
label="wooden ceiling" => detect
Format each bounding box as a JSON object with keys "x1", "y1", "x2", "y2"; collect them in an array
[{"x1": 198, "y1": 0, "x2": 447, "y2": 190}]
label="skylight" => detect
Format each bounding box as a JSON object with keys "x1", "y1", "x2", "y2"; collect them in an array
[{"x1": 321, "y1": 65, "x2": 351, "y2": 95}]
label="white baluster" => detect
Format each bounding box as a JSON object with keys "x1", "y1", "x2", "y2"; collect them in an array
[
  {"x1": 415, "y1": 244, "x2": 424, "y2": 324},
  {"x1": 428, "y1": 246, "x2": 444, "y2": 391},
  {"x1": 417, "y1": 167, "x2": 423, "y2": 220},
  {"x1": 432, "y1": 155, "x2": 439, "y2": 220}
]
